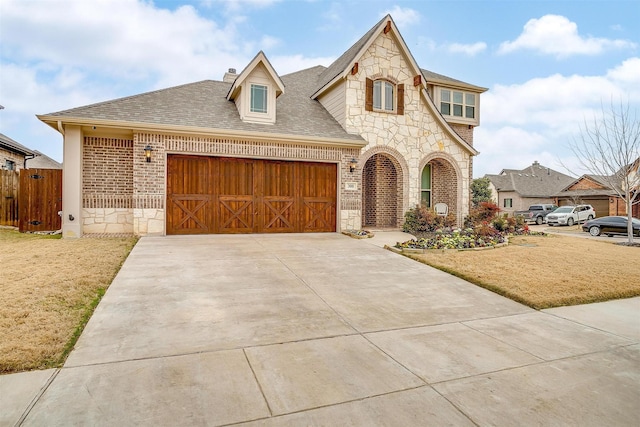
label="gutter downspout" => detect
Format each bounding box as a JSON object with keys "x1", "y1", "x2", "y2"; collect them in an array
[
  {"x1": 57, "y1": 120, "x2": 65, "y2": 135},
  {"x1": 24, "y1": 153, "x2": 36, "y2": 169}
]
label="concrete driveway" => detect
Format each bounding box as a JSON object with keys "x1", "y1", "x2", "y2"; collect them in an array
[{"x1": 3, "y1": 233, "x2": 639, "y2": 426}]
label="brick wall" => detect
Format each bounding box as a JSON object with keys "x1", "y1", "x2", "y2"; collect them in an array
[
  {"x1": 363, "y1": 154, "x2": 400, "y2": 227},
  {"x1": 83, "y1": 137, "x2": 133, "y2": 201},
  {"x1": 431, "y1": 159, "x2": 457, "y2": 217},
  {"x1": 450, "y1": 124, "x2": 474, "y2": 145}
]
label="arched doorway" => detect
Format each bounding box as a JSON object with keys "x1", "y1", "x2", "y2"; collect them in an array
[
  {"x1": 362, "y1": 153, "x2": 401, "y2": 228},
  {"x1": 420, "y1": 158, "x2": 458, "y2": 217}
]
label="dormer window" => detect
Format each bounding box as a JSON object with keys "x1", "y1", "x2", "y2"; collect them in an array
[
  {"x1": 250, "y1": 84, "x2": 268, "y2": 113},
  {"x1": 373, "y1": 80, "x2": 394, "y2": 112},
  {"x1": 226, "y1": 51, "x2": 285, "y2": 125}
]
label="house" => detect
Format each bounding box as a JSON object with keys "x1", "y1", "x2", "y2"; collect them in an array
[
  {"x1": 37, "y1": 15, "x2": 487, "y2": 238},
  {"x1": 485, "y1": 161, "x2": 575, "y2": 216},
  {"x1": 554, "y1": 160, "x2": 640, "y2": 218},
  {"x1": 26, "y1": 150, "x2": 62, "y2": 170},
  {"x1": 1, "y1": 133, "x2": 35, "y2": 171}
]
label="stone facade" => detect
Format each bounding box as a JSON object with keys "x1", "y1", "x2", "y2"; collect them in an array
[{"x1": 343, "y1": 31, "x2": 472, "y2": 226}]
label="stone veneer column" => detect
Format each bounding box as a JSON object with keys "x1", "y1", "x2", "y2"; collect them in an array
[{"x1": 62, "y1": 125, "x2": 83, "y2": 238}]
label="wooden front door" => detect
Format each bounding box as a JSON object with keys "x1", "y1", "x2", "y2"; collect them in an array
[{"x1": 166, "y1": 155, "x2": 336, "y2": 235}]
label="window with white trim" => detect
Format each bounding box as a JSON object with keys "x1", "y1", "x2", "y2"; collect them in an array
[
  {"x1": 250, "y1": 84, "x2": 268, "y2": 113},
  {"x1": 504, "y1": 198, "x2": 513, "y2": 208},
  {"x1": 421, "y1": 164, "x2": 432, "y2": 207},
  {"x1": 440, "y1": 89, "x2": 476, "y2": 119},
  {"x1": 373, "y1": 80, "x2": 395, "y2": 112}
]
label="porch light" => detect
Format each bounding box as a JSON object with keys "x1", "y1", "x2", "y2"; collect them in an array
[
  {"x1": 349, "y1": 158, "x2": 358, "y2": 173},
  {"x1": 144, "y1": 145, "x2": 153, "y2": 163}
]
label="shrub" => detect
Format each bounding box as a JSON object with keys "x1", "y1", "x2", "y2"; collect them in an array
[
  {"x1": 464, "y1": 201, "x2": 501, "y2": 227},
  {"x1": 403, "y1": 205, "x2": 456, "y2": 237}
]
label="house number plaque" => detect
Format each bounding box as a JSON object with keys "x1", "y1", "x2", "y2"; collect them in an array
[{"x1": 345, "y1": 182, "x2": 358, "y2": 191}]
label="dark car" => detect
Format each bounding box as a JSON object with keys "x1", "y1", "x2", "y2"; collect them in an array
[{"x1": 582, "y1": 216, "x2": 640, "y2": 237}]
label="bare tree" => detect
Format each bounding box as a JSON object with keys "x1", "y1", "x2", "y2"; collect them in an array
[{"x1": 567, "y1": 101, "x2": 640, "y2": 243}]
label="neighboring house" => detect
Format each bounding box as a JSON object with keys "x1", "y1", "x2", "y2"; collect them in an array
[
  {"x1": 485, "y1": 161, "x2": 575, "y2": 216},
  {"x1": 1, "y1": 133, "x2": 35, "y2": 171},
  {"x1": 555, "y1": 161, "x2": 640, "y2": 218},
  {"x1": 37, "y1": 15, "x2": 487, "y2": 238},
  {"x1": 26, "y1": 150, "x2": 63, "y2": 169}
]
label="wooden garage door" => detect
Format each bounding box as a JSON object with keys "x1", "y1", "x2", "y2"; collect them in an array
[{"x1": 167, "y1": 155, "x2": 336, "y2": 234}]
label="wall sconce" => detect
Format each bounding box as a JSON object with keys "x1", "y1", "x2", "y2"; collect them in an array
[
  {"x1": 144, "y1": 145, "x2": 153, "y2": 163},
  {"x1": 349, "y1": 158, "x2": 358, "y2": 173}
]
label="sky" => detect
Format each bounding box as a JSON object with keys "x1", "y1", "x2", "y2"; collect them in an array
[{"x1": 1, "y1": 0, "x2": 639, "y2": 178}]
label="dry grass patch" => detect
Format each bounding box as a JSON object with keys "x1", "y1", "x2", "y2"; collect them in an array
[
  {"x1": 408, "y1": 233, "x2": 640, "y2": 309},
  {"x1": 0, "y1": 229, "x2": 137, "y2": 374}
]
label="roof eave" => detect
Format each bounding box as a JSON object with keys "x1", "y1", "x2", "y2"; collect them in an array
[
  {"x1": 424, "y1": 77, "x2": 488, "y2": 93},
  {"x1": 37, "y1": 115, "x2": 367, "y2": 149}
]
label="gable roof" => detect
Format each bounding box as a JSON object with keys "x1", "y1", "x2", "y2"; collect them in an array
[
  {"x1": 0, "y1": 133, "x2": 35, "y2": 156},
  {"x1": 38, "y1": 14, "x2": 485, "y2": 154},
  {"x1": 38, "y1": 66, "x2": 366, "y2": 147},
  {"x1": 485, "y1": 161, "x2": 575, "y2": 198},
  {"x1": 311, "y1": 14, "x2": 480, "y2": 155},
  {"x1": 226, "y1": 51, "x2": 285, "y2": 101},
  {"x1": 313, "y1": 15, "x2": 387, "y2": 96}
]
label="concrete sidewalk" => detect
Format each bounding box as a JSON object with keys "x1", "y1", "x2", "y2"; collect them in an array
[{"x1": 2, "y1": 232, "x2": 639, "y2": 426}]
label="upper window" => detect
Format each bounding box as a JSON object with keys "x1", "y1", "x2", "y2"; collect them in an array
[
  {"x1": 365, "y1": 78, "x2": 404, "y2": 115},
  {"x1": 504, "y1": 198, "x2": 513, "y2": 208},
  {"x1": 373, "y1": 80, "x2": 394, "y2": 112},
  {"x1": 440, "y1": 89, "x2": 476, "y2": 119},
  {"x1": 250, "y1": 84, "x2": 268, "y2": 113}
]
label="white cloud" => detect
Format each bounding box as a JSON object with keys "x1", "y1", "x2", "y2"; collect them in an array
[
  {"x1": 201, "y1": 0, "x2": 281, "y2": 12},
  {"x1": 381, "y1": 6, "x2": 421, "y2": 28},
  {"x1": 270, "y1": 54, "x2": 335, "y2": 75},
  {"x1": 0, "y1": 0, "x2": 247, "y2": 89},
  {"x1": 447, "y1": 42, "x2": 487, "y2": 56},
  {"x1": 498, "y1": 15, "x2": 636, "y2": 58},
  {"x1": 473, "y1": 58, "x2": 640, "y2": 177}
]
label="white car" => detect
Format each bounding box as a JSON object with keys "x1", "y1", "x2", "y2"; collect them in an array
[{"x1": 546, "y1": 205, "x2": 595, "y2": 226}]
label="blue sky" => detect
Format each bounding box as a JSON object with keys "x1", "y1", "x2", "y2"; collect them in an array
[{"x1": 1, "y1": 0, "x2": 638, "y2": 177}]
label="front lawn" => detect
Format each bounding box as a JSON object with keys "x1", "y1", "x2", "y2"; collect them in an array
[
  {"x1": 0, "y1": 229, "x2": 137, "y2": 374},
  {"x1": 405, "y1": 233, "x2": 640, "y2": 309}
]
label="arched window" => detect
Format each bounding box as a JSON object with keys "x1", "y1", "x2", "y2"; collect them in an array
[
  {"x1": 421, "y1": 164, "x2": 431, "y2": 207},
  {"x1": 373, "y1": 80, "x2": 394, "y2": 111},
  {"x1": 365, "y1": 78, "x2": 404, "y2": 115}
]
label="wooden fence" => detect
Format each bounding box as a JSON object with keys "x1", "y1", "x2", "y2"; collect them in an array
[
  {"x1": 19, "y1": 169, "x2": 62, "y2": 232},
  {"x1": 0, "y1": 169, "x2": 62, "y2": 232},
  {"x1": 1, "y1": 170, "x2": 19, "y2": 227}
]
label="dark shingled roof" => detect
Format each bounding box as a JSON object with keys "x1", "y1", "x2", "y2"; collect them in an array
[
  {"x1": 0, "y1": 133, "x2": 34, "y2": 156},
  {"x1": 314, "y1": 15, "x2": 387, "y2": 94},
  {"x1": 41, "y1": 14, "x2": 485, "y2": 144},
  {"x1": 43, "y1": 66, "x2": 364, "y2": 142},
  {"x1": 485, "y1": 162, "x2": 576, "y2": 198}
]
